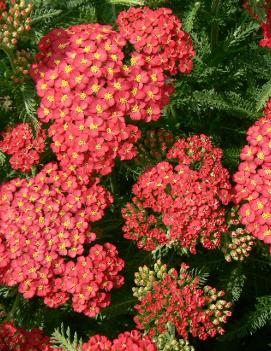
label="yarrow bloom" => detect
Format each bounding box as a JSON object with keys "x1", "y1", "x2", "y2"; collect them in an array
[
  {"x1": 0, "y1": 0, "x2": 6, "y2": 18},
  {"x1": 117, "y1": 7, "x2": 195, "y2": 74},
  {"x1": 260, "y1": 8, "x2": 271, "y2": 48},
  {"x1": 0, "y1": 123, "x2": 46, "y2": 172},
  {"x1": 0, "y1": 163, "x2": 124, "y2": 316},
  {"x1": 82, "y1": 330, "x2": 157, "y2": 351},
  {"x1": 122, "y1": 134, "x2": 232, "y2": 253},
  {"x1": 0, "y1": 1, "x2": 6, "y2": 22},
  {"x1": 133, "y1": 260, "x2": 232, "y2": 341},
  {"x1": 0, "y1": 322, "x2": 57, "y2": 351},
  {"x1": 234, "y1": 104, "x2": 271, "y2": 252},
  {"x1": 30, "y1": 14, "x2": 189, "y2": 177}
]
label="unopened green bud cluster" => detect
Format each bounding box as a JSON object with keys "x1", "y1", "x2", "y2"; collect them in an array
[
  {"x1": 223, "y1": 228, "x2": 255, "y2": 262},
  {"x1": 0, "y1": 0, "x2": 33, "y2": 48},
  {"x1": 155, "y1": 332, "x2": 195, "y2": 351}
]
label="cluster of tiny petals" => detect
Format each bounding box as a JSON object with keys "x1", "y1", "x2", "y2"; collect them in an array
[
  {"x1": 0, "y1": 123, "x2": 46, "y2": 172},
  {"x1": 82, "y1": 330, "x2": 157, "y2": 351},
  {"x1": 0, "y1": 162, "x2": 124, "y2": 316},
  {"x1": 30, "y1": 21, "x2": 176, "y2": 176},
  {"x1": 117, "y1": 7, "x2": 195, "y2": 74},
  {"x1": 234, "y1": 111, "x2": 271, "y2": 252},
  {"x1": 0, "y1": 322, "x2": 57, "y2": 351},
  {"x1": 133, "y1": 261, "x2": 232, "y2": 341},
  {"x1": 0, "y1": 1, "x2": 6, "y2": 16},
  {"x1": 122, "y1": 134, "x2": 232, "y2": 253}
]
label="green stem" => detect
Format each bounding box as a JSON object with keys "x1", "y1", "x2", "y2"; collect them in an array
[
  {"x1": 210, "y1": 0, "x2": 221, "y2": 51},
  {"x1": 0, "y1": 44, "x2": 16, "y2": 74},
  {"x1": 5, "y1": 293, "x2": 20, "y2": 322}
]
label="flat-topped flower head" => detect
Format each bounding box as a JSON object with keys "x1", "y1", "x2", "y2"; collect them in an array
[
  {"x1": 31, "y1": 13, "x2": 194, "y2": 177},
  {"x1": 122, "y1": 134, "x2": 232, "y2": 253},
  {"x1": 0, "y1": 123, "x2": 46, "y2": 173},
  {"x1": 234, "y1": 100, "x2": 271, "y2": 252},
  {"x1": 0, "y1": 163, "x2": 124, "y2": 316}
]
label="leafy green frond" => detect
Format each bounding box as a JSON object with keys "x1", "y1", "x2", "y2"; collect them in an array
[
  {"x1": 16, "y1": 84, "x2": 39, "y2": 131},
  {"x1": 221, "y1": 296, "x2": 271, "y2": 341},
  {"x1": 183, "y1": 1, "x2": 201, "y2": 32},
  {"x1": 189, "y1": 267, "x2": 210, "y2": 287},
  {"x1": 255, "y1": 79, "x2": 271, "y2": 112},
  {"x1": 0, "y1": 151, "x2": 6, "y2": 167},
  {"x1": 226, "y1": 267, "x2": 246, "y2": 302},
  {"x1": 224, "y1": 21, "x2": 259, "y2": 49},
  {"x1": 223, "y1": 147, "x2": 243, "y2": 171},
  {"x1": 0, "y1": 286, "x2": 16, "y2": 299},
  {"x1": 31, "y1": 8, "x2": 63, "y2": 25},
  {"x1": 51, "y1": 324, "x2": 83, "y2": 351},
  {"x1": 191, "y1": 90, "x2": 256, "y2": 118}
]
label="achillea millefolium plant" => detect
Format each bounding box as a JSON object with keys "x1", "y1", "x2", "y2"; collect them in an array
[{"x1": 0, "y1": 0, "x2": 271, "y2": 350}]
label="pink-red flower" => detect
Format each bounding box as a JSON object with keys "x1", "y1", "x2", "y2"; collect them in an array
[
  {"x1": 0, "y1": 163, "x2": 124, "y2": 316},
  {"x1": 133, "y1": 261, "x2": 232, "y2": 341},
  {"x1": 82, "y1": 330, "x2": 157, "y2": 351},
  {"x1": 0, "y1": 123, "x2": 46, "y2": 172},
  {"x1": 0, "y1": 322, "x2": 57, "y2": 351},
  {"x1": 234, "y1": 101, "x2": 271, "y2": 252},
  {"x1": 30, "y1": 10, "x2": 194, "y2": 177},
  {"x1": 122, "y1": 134, "x2": 232, "y2": 253},
  {"x1": 117, "y1": 7, "x2": 195, "y2": 74}
]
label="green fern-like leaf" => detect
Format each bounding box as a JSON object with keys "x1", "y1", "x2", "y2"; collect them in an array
[
  {"x1": 183, "y1": 1, "x2": 201, "y2": 32},
  {"x1": 220, "y1": 296, "x2": 271, "y2": 341},
  {"x1": 224, "y1": 21, "x2": 259, "y2": 49},
  {"x1": 51, "y1": 324, "x2": 83, "y2": 351},
  {"x1": 0, "y1": 151, "x2": 6, "y2": 166},
  {"x1": 255, "y1": 79, "x2": 271, "y2": 112}
]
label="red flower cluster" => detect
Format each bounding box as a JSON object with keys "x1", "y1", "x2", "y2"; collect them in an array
[
  {"x1": 0, "y1": 163, "x2": 124, "y2": 316},
  {"x1": 234, "y1": 111, "x2": 271, "y2": 251},
  {"x1": 0, "y1": 123, "x2": 46, "y2": 172},
  {"x1": 82, "y1": 330, "x2": 157, "y2": 351},
  {"x1": 0, "y1": 322, "x2": 56, "y2": 351},
  {"x1": 133, "y1": 261, "x2": 232, "y2": 341},
  {"x1": 0, "y1": 1, "x2": 6, "y2": 13},
  {"x1": 260, "y1": 8, "x2": 271, "y2": 48},
  {"x1": 0, "y1": 1, "x2": 6, "y2": 22},
  {"x1": 122, "y1": 134, "x2": 232, "y2": 253},
  {"x1": 30, "y1": 17, "x2": 182, "y2": 177},
  {"x1": 117, "y1": 7, "x2": 195, "y2": 74}
]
